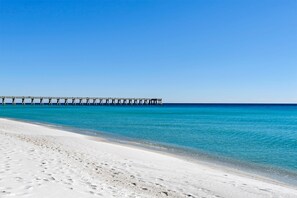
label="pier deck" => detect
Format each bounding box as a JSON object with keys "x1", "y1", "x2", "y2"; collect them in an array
[{"x1": 0, "y1": 96, "x2": 162, "y2": 105}]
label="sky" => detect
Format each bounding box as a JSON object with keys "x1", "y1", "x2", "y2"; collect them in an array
[{"x1": 0, "y1": 0, "x2": 296, "y2": 103}]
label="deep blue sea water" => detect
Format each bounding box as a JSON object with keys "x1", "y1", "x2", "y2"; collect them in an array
[{"x1": 1, "y1": 104, "x2": 297, "y2": 183}]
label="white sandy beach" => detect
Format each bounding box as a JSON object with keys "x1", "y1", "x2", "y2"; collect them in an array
[{"x1": 0, "y1": 118, "x2": 296, "y2": 198}]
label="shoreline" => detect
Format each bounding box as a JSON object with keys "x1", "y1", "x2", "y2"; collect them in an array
[
  {"x1": 3, "y1": 117, "x2": 297, "y2": 187},
  {"x1": 0, "y1": 118, "x2": 297, "y2": 197}
]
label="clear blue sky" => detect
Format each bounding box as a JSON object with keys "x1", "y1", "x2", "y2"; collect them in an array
[{"x1": 0, "y1": 0, "x2": 296, "y2": 103}]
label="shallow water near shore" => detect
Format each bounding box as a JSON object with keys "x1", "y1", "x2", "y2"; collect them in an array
[{"x1": 1, "y1": 104, "x2": 297, "y2": 185}]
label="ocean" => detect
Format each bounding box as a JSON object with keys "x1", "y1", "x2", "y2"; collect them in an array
[{"x1": 1, "y1": 104, "x2": 297, "y2": 183}]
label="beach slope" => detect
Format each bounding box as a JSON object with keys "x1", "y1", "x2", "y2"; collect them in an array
[{"x1": 0, "y1": 118, "x2": 296, "y2": 197}]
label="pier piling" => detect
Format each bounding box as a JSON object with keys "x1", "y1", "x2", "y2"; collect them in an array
[{"x1": 2, "y1": 97, "x2": 5, "y2": 105}]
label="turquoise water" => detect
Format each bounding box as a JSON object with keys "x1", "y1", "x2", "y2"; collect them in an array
[{"x1": 1, "y1": 104, "x2": 297, "y2": 180}]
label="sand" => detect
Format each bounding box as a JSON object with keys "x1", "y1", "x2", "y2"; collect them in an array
[{"x1": 0, "y1": 118, "x2": 296, "y2": 198}]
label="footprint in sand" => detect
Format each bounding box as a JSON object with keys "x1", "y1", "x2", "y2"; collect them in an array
[{"x1": 25, "y1": 186, "x2": 33, "y2": 190}]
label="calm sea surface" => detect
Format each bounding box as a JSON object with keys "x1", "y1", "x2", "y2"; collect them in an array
[{"x1": 1, "y1": 104, "x2": 297, "y2": 182}]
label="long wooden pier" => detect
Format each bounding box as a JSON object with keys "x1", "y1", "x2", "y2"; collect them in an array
[{"x1": 0, "y1": 96, "x2": 162, "y2": 105}]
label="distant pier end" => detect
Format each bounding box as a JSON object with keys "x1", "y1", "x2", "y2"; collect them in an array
[{"x1": 0, "y1": 96, "x2": 162, "y2": 106}]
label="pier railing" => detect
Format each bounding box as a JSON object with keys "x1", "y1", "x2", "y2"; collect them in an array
[{"x1": 0, "y1": 96, "x2": 162, "y2": 105}]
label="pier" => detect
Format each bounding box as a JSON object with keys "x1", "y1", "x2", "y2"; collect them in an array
[{"x1": 0, "y1": 96, "x2": 162, "y2": 105}]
